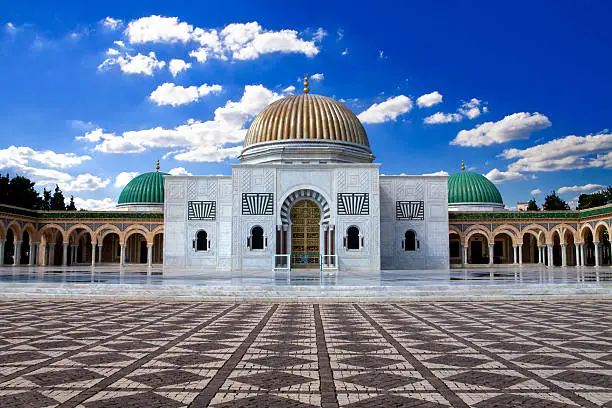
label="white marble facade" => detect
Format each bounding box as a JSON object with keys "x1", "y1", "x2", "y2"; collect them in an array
[{"x1": 164, "y1": 166, "x2": 449, "y2": 271}]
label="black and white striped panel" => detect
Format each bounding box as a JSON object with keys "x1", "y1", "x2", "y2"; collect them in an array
[
  {"x1": 280, "y1": 189, "x2": 331, "y2": 224},
  {"x1": 188, "y1": 201, "x2": 216, "y2": 220},
  {"x1": 242, "y1": 193, "x2": 274, "y2": 215},
  {"x1": 396, "y1": 201, "x2": 424, "y2": 220},
  {"x1": 337, "y1": 193, "x2": 369, "y2": 215}
]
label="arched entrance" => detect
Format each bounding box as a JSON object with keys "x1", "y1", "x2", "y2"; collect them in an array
[
  {"x1": 290, "y1": 200, "x2": 321, "y2": 268},
  {"x1": 493, "y1": 232, "x2": 514, "y2": 264},
  {"x1": 449, "y1": 232, "x2": 462, "y2": 265},
  {"x1": 522, "y1": 232, "x2": 539, "y2": 263},
  {"x1": 467, "y1": 232, "x2": 489, "y2": 264},
  {"x1": 101, "y1": 233, "x2": 121, "y2": 263},
  {"x1": 4, "y1": 229, "x2": 14, "y2": 265},
  {"x1": 125, "y1": 232, "x2": 147, "y2": 264}
]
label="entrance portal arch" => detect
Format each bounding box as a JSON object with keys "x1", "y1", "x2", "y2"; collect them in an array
[{"x1": 289, "y1": 200, "x2": 322, "y2": 268}]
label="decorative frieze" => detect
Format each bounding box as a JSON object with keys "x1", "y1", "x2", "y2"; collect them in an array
[
  {"x1": 188, "y1": 201, "x2": 216, "y2": 220},
  {"x1": 396, "y1": 201, "x2": 424, "y2": 220},
  {"x1": 338, "y1": 193, "x2": 369, "y2": 215},
  {"x1": 242, "y1": 193, "x2": 274, "y2": 215}
]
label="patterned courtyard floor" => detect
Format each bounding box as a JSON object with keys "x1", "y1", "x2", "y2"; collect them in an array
[{"x1": 0, "y1": 300, "x2": 610, "y2": 407}]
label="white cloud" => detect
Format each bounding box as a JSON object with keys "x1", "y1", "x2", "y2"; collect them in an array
[
  {"x1": 341, "y1": 48, "x2": 349, "y2": 56},
  {"x1": 378, "y1": 50, "x2": 386, "y2": 59},
  {"x1": 149, "y1": 82, "x2": 222, "y2": 107},
  {"x1": 558, "y1": 184, "x2": 604, "y2": 194},
  {"x1": 357, "y1": 95, "x2": 413, "y2": 124},
  {"x1": 422, "y1": 170, "x2": 449, "y2": 176},
  {"x1": 502, "y1": 133, "x2": 612, "y2": 172},
  {"x1": 122, "y1": 16, "x2": 319, "y2": 63},
  {"x1": 168, "y1": 167, "x2": 193, "y2": 176},
  {"x1": 458, "y1": 98, "x2": 487, "y2": 119},
  {"x1": 73, "y1": 197, "x2": 117, "y2": 211},
  {"x1": 168, "y1": 59, "x2": 191, "y2": 77},
  {"x1": 310, "y1": 73, "x2": 324, "y2": 81},
  {"x1": 451, "y1": 112, "x2": 551, "y2": 147},
  {"x1": 98, "y1": 51, "x2": 166, "y2": 76},
  {"x1": 76, "y1": 128, "x2": 111, "y2": 142},
  {"x1": 113, "y1": 40, "x2": 125, "y2": 48},
  {"x1": 88, "y1": 85, "x2": 281, "y2": 160},
  {"x1": 485, "y1": 168, "x2": 526, "y2": 184},
  {"x1": 0, "y1": 146, "x2": 90, "y2": 168},
  {"x1": 424, "y1": 112, "x2": 462, "y2": 124},
  {"x1": 530, "y1": 189, "x2": 542, "y2": 195},
  {"x1": 416, "y1": 91, "x2": 443, "y2": 108},
  {"x1": 114, "y1": 171, "x2": 139, "y2": 188},
  {"x1": 282, "y1": 85, "x2": 295, "y2": 93},
  {"x1": 6, "y1": 22, "x2": 17, "y2": 34},
  {"x1": 102, "y1": 17, "x2": 122, "y2": 30},
  {"x1": 63, "y1": 174, "x2": 110, "y2": 191}
]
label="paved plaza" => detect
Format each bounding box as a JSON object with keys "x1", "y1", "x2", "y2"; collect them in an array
[{"x1": 0, "y1": 300, "x2": 610, "y2": 407}]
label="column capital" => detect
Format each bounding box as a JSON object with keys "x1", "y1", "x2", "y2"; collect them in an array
[
  {"x1": 63, "y1": 242, "x2": 69, "y2": 247},
  {"x1": 147, "y1": 243, "x2": 153, "y2": 247}
]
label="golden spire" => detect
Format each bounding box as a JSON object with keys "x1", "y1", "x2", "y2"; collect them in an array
[
  {"x1": 303, "y1": 74, "x2": 310, "y2": 94},
  {"x1": 461, "y1": 160, "x2": 465, "y2": 171},
  {"x1": 155, "y1": 160, "x2": 160, "y2": 172}
]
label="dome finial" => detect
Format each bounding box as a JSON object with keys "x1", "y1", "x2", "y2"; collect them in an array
[
  {"x1": 303, "y1": 74, "x2": 309, "y2": 94},
  {"x1": 155, "y1": 160, "x2": 160, "y2": 172},
  {"x1": 461, "y1": 160, "x2": 465, "y2": 171}
]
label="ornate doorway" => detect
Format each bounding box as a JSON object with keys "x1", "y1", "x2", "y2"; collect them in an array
[{"x1": 290, "y1": 200, "x2": 321, "y2": 268}]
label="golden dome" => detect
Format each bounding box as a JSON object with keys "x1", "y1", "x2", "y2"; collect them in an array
[{"x1": 244, "y1": 94, "x2": 370, "y2": 148}]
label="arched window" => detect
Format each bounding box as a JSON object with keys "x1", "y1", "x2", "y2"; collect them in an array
[
  {"x1": 404, "y1": 230, "x2": 417, "y2": 251},
  {"x1": 250, "y1": 226, "x2": 264, "y2": 250},
  {"x1": 196, "y1": 230, "x2": 208, "y2": 251},
  {"x1": 346, "y1": 226, "x2": 360, "y2": 250}
]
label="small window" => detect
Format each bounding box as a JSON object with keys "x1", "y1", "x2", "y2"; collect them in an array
[
  {"x1": 347, "y1": 226, "x2": 360, "y2": 250},
  {"x1": 405, "y1": 230, "x2": 417, "y2": 251},
  {"x1": 251, "y1": 226, "x2": 264, "y2": 250},
  {"x1": 196, "y1": 230, "x2": 208, "y2": 251}
]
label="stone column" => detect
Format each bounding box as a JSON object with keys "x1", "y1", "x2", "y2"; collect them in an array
[
  {"x1": 0, "y1": 239, "x2": 5, "y2": 265},
  {"x1": 547, "y1": 244, "x2": 553, "y2": 266},
  {"x1": 41, "y1": 244, "x2": 47, "y2": 266},
  {"x1": 575, "y1": 244, "x2": 580, "y2": 267},
  {"x1": 594, "y1": 242, "x2": 600, "y2": 267},
  {"x1": 29, "y1": 243, "x2": 35, "y2": 265},
  {"x1": 62, "y1": 243, "x2": 69, "y2": 266},
  {"x1": 488, "y1": 243, "x2": 494, "y2": 265},
  {"x1": 462, "y1": 246, "x2": 468, "y2": 266},
  {"x1": 97, "y1": 244, "x2": 103, "y2": 264},
  {"x1": 580, "y1": 244, "x2": 585, "y2": 266},
  {"x1": 512, "y1": 245, "x2": 518, "y2": 264},
  {"x1": 147, "y1": 243, "x2": 153, "y2": 267},
  {"x1": 13, "y1": 240, "x2": 22, "y2": 266},
  {"x1": 561, "y1": 244, "x2": 567, "y2": 267},
  {"x1": 91, "y1": 243, "x2": 96, "y2": 266},
  {"x1": 518, "y1": 244, "x2": 523, "y2": 265},
  {"x1": 120, "y1": 243, "x2": 125, "y2": 266}
]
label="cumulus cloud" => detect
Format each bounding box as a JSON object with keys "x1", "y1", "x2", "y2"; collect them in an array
[
  {"x1": 451, "y1": 112, "x2": 551, "y2": 147},
  {"x1": 168, "y1": 167, "x2": 193, "y2": 176},
  {"x1": 84, "y1": 85, "x2": 282, "y2": 161},
  {"x1": 422, "y1": 170, "x2": 449, "y2": 176},
  {"x1": 357, "y1": 95, "x2": 413, "y2": 124},
  {"x1": 424, "y1": 112, "x2": 462, "y2": 124},
  {"x1": 458, "y1": 98, "x2": 487, "y2": 119},
  {"x1": 101, "y1": 17, "x2": 122, "y2": 30},
  {"x1": 98, "y1": 51, "x2": 166, "y2": 76},
  {"x1": 64, "y1": 174, "x2": 110, "y2": 191},
  {"x1": 122, "y1": 16, "x2": 319, "y2": 63},
  {"x1": 0, "y1": 146, "x2": 91, "y2": 168},
  {"x1": 149, "y1": 82, "x2": 222, "y2": 107},
  {"x1": 341, "y1": 48, "x2": 349, "y2": 56},
  {"x1": 558, "y1": 184, "x2": 604, "y2": 194},
  {"x1": 168, "y1": 59, "x2": 191, "y2": 77},
  {"x1": 73, "y1": 197, "x2": 117, "y2": 211},
  {"x1": 416, "y1": 91, "x2": 443, "y2": 108},
  {"x1": 114, "y1": 171, "x2": 139, "y2": 188},
  {"x1": 310, "y1": 73, "x2": 324, "y2": 81},
  {"x1": 282, "y1": 85, "x2": 295, "y2": 93},
  {"x1": 485, "y1": 168, "x2": 526, "y2": 184},
  {"x1": 501, "y1": 133, "x2": 612, "y2": 172},
  {"x1": 530, "y1": 189, "x2": 542, "y2": 195}
]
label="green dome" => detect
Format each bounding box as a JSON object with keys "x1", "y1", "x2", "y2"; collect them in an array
[
  {"x1": 118, "y1": 171, "x2": 168, "y2": 205},
  {"x1": 448, "y1": 171, "x2": 503, "y2": 205}
]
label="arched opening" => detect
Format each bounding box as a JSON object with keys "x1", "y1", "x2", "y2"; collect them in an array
[
  {"x1": 4, "y1": 229, "x2": 14, "y2": 265},
  {"x1": 70, "y1": 229, "x2": 92, "y2": 265},
  {"x1": 493, "y1": 232, "x2": 514, "y2": 264},
  {"x1": 521, "y1": 232, "x2": 539, "y2": 264},
  {"x1": 125, "y1": 232, "x2": 147, "y2": 264},
  {"x1": 250, "y1": 226, "x2": 264, "y2": 250},
  {"x1": 52, "y1": 231, "x2": 64, "y2": 266},
  {"x1": 290, "y1": 199, "x2": 321, "y2": 268},
  {"x1": 596, "y1": 226, "x2": 611, "y2": 265},
  {"x1": 449, "y1": 232, "x2": 462, "y2": 264},
  {"x1": 20, "y1": 230, "x2": 30, "y2": 265},
  {"x1": 552, "y1": 231, "x2": 562, "y2": 266},
  {"x1": 196, "y1": 230, "x2": 208, "y2": 251},
  {"x1": 101, "y1": 233, "x2": 121, "y2": 263},
  {"x1": 582, "y1": 229, "x2": 595, "y2": 266},
  {"x1": 467, "y1": 232, "x2": 489, "y2": 264},
  {"x1": 404, "y1": 230, "x2": 417, "y2": 251},
  {"x1": 347, "y1": 226, "x2": 360, "y2": 250},
  {"x1": 152, "y1": 233, "x2": 164, "y2": 264},
  {"x1": 564, "y1": 231, "x2": 577, "y2": 266}
]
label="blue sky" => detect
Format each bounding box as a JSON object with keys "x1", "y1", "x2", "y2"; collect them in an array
[{"x1": 1, "y1": 1, "x2": 611, "y2": 209}]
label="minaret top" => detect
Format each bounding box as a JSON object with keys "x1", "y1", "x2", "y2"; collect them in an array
[
  {"x1": 155, "y1": 160, "x2": 160, "y2": 172},
  {"x1": 303, "y1": 74, "x2": 310, "y2": 94}
]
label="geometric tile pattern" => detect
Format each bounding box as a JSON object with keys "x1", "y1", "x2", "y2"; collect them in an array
[{"x1": 0, "y1": 300, "x2": 610, "y2": 407}]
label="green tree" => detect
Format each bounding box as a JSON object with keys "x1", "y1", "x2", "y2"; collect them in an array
[
  {"x1": 577, "y1": 191, "x2": 607, "y2": 210},
  {"x1": 6, "y1": 176, "x2": 41, "y2": 209},
  {"x1": 66, "y1": 195, "x2": 77, "y2": 211},
  {"x1": 40, "y1": 188, "x2": 52, "y2": 210},
  {"x1": 543, "y1": 190, "x2": 569, "y2": 211},
  {"x1": 526, "y1": 198, "x2": 539, "y2": 211},
  {"x1": 0, "y1": 173, "x2": 9, "y2": 205},
  {"x1": 50, "y1": 185, "x2": 66, "y2": 210}
]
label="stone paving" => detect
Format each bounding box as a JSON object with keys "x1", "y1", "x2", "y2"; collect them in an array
[{"x1": 0, "y1": 300, "x2": 610, "y2": 407}]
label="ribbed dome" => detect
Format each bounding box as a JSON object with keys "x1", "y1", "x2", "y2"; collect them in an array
[
  {"x1": 244, "y1": 94, "x2": 370, "y2": 148},
  {"x1": 118, "y1": 172, "x2": 168, "y2": 205},
  {"x1": 448, "y1": 172, "x2": 503, "y2": 205}
]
